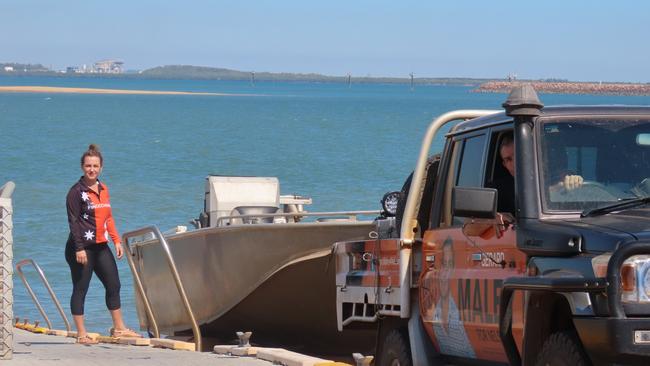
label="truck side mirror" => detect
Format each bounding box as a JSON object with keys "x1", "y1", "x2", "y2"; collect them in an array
[{"x1": 452, "y1": 187, "x2": 497, "y2": 220}]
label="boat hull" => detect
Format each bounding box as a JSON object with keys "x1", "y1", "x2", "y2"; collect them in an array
[
  {"x1": 197, "y1": 250, "x2": 377, "y2": 353},
  {"x1": 130, "y1": 221, "x2": 376, "y2": 352}
]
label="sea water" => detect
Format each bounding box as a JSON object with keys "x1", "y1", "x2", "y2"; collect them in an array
[{"x1": 2, "y1": 76, "x2": 649, "y2": 333}]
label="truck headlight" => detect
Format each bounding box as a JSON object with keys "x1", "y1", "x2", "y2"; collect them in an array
[
  {"x1": 621, "y1": 255, "x2": 650, "y2": 303},
  {"x1": 644, "y1": 267, "x2": 650, "y2": 298}
]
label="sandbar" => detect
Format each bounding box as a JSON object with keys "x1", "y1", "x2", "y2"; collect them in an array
[{"x1": 0, "y1": 85, "x2": 249, "y2": 96}]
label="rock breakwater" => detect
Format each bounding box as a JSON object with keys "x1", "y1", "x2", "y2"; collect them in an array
[{"x1": 475, "y1": 81, "x2": 650, "y2": 96}]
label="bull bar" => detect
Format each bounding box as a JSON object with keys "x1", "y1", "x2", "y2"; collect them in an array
[{"x1": 499, "y1": 241, "x2": 650, "y2": 365}]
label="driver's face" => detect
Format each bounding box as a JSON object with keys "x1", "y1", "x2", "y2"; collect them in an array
[{"x1": 500, "y1": 143, "x2": 515, "y2": 177}]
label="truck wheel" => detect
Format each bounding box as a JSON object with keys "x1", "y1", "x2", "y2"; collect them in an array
[
  {"x1": 535, "y1": 331, "x2": 590, "y2": 366},
  {"x1": 378, "y1": 329, "x2": 412, "y2": 366}
]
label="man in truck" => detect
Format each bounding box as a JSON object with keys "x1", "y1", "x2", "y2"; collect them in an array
[{"x1": 491, "y1": 131, "x2": 584, "y2": 216}]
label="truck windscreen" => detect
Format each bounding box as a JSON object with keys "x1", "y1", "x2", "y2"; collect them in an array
[{"x1": 539, "y1": 117, "x2": 650, "y2": 212}]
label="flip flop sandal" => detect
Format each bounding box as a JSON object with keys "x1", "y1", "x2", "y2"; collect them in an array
[
  {"x1": 77, "y1": 335, "x2": 99, "y2": 345},
  {"x1": 110, "y1": 327, "x2": 142, "y2": 338}
]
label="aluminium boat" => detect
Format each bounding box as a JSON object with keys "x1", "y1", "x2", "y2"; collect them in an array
[{"x1": 124, "y1": 176, "x2": 378, "y2": 352}]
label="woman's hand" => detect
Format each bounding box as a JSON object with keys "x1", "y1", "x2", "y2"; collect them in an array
[
  {"x1": 115, "y1": 243, "x2": 124, "y2": 259},
  {"x1": 76, "y1": 250, "x2": 88, "y2": 265}
]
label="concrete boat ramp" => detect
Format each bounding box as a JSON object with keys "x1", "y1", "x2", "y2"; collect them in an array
[
  {"x1": 9, "y1": 329, "x2": 267, "y2": 366},
  {"x1": 9, "y1": 329, "x2": 356, "y2": 366}
]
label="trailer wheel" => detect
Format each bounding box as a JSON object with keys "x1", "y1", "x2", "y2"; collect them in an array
[
  {"x1": 378, "y1": 329, "x2": 412, "y2": 366},
  {"x1": 535, "y1": 331, "x2": 590, "y2": 366}
]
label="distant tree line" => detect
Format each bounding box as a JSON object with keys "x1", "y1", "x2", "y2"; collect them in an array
[
  {"x1": 137, "y1": 65, "x2": 503, "y2": 85},
  {"x1": 0, "y1": 63, "x2": 496, "y2": 85},
  {"x1": 2, "y1": 63, "x2": 646, "y2": 86}
]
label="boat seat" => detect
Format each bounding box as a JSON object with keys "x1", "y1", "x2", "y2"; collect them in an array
[{"x1": 228, "y1": 206, "x2": 279, "y2": 225}]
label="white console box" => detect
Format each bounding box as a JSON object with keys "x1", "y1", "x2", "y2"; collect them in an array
[{"x1": 205, "y1": 176, "x2": 280, "y2": 226}]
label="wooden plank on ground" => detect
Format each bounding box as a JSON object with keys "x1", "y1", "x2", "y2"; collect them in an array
[
  {"x1": 213, "y1": 344, "x2": 260, "y2": 356},
  {"x1": 47, "y1": 329, "x2": 68, "y2": 336},
  {"x1": 66, "y1": 331, "x2": 100, "y2": 340},
  {"x1": 150, "y1": 338, "x2": 195, "y2": 351},
  {"x1": 96, "y1": 335, "x2": 118, "y2": 343},
  {"x1": 256, "y1": 348, "x2": 333, "y2": 366},
  {"x1": 117, "y1": 337, "x2": 150, "y2": 346},
  {"x1": 231, "y1": 346, "x2": 258, "y2": 356},
  {"x1": 213, "y1": 345, "x2": 237, "y2": 354}
]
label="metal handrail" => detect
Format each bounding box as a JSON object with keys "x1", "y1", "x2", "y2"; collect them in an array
[
  {"x1": 215, "y1": 210, "x2": 379, "y2": 227},
  {"x1": 121, "y1": 230, "x2": 159, "y2": 339},
  {"x1": 123, "y1": 226, "x2": 201, "y2": 351},
  {"x1": 15, "y1": 259, "x2": 71, "y2": 331}
]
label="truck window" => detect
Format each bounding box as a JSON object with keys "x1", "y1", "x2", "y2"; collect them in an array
[
  {"x1": 457, "y1": 135, "x2": 487, "y2": 187},
  {"x1": 440, "y1": 134, "x2": 487, "y2": 227},
  {"x1": 540, "y1": 118, "x2": 650, "y2": 212}
]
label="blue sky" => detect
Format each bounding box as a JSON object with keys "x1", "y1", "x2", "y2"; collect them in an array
[{"x1": 3, "y1": 0, "x2": 649, "y2": 82}]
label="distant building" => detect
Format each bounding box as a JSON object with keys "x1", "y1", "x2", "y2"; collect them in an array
[
  {"x1": 93, "y1": 60, "x2": 124, "y2": 74},
  {"x1": 3, "y1": 66, "x2": 14, "y2": 72},
  {"x1": 66, "y1": 66, "x2": 79, "y2": 74}
]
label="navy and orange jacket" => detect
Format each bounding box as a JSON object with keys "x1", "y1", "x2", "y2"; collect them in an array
[{"x1": 66, "y1": 177, "x2": 121, "y2": 251}]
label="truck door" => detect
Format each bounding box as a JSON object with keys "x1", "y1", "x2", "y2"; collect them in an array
[{"x1": 420, "y1": 128, "x2": 526, "y2": 363}]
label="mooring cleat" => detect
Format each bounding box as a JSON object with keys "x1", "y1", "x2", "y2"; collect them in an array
[
  {"x1": 236, "y1": 331, "x2": 252, "y2": 347},
  {"x1": 352, "y1": 353, "x2": 374, "y2": 366}
]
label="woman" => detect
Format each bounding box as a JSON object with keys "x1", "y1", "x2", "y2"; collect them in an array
[{"x1": 65, "y1": 144, "x2": 140, "y2": 344}]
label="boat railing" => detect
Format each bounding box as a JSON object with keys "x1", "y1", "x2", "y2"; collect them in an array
[
  {"x1": 15, "y1": 259, "x2": 72, "y2": 332},
  {"x1": 215, "y1": 210, "x2": 379, "y2": 227},
  {"x1": 122, "y1": 225, "x2": 201, "y2": 351}
]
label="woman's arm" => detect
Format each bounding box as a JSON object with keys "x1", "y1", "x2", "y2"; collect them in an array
[{"x1": 104, "y1": 186, "x2": 123, "y2": 259}]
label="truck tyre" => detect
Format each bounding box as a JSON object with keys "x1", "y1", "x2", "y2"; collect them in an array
[
  {"x1": 378, "y1": 329, "x2": 412, "y2": 366},
  {"x1": 535, "y1": 331, "x2": 590, "y2": 366}
]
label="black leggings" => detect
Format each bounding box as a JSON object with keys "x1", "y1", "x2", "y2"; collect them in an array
[{"x1": 65, "y1": 237, "x2": 121, "y2": 316}]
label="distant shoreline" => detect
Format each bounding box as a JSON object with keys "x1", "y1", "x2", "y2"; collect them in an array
[
  {"x1": 475, "y1": 81, "x2": 650, "y2": 96},
  {"x1": 3, "y1": 82, "x2": 650, "y2": 98},
  {"x1": 0, "y1": 85, "x2": 249, "y2": 96}
]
